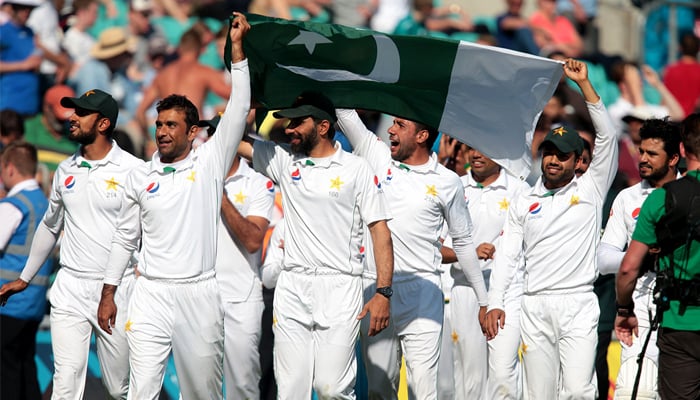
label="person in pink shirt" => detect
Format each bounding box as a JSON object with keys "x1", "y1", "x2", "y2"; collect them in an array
[{"x1": 529, "y1": 0, "x2": 583, "y2": 57}]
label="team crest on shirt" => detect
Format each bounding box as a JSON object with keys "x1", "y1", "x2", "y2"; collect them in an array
[
  {"x1": 632, "y1": 207, "x2": 641, "y2": 220},
  {"x1": 266, "y1": 180, "x2": 275, "y2": 194},
  {"x1": 145, "y1": 182, "x2": 161, "y2": 199},
  {"x1": 528, "y1": 202, "x2": 543, "y2": 219},
  {"x1": 64, "y1": 175, "x2": 76, "y2": 190},
  {"x1": 329, "y1": 176, "x2": 344, "y2": 198}
]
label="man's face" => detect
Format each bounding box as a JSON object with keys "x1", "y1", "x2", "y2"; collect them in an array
[
  {"x1": 575, "y1": 148, "x2": 591, "y2": 177},
  {"x1": 155, "y1": 108, "x2": 196, "y2": 163},
  {"x1": 285, "y1": 116, "x2": 320, "y2": 155},
  {"x1": 9, "y1": 4, "x2": 34, "y2": 25},
  {"x1": 129, "y1": 8, "x2": 152, "y2": 34},
  {"x1": 68, "y1": 108, "x2": 101, "y2": 145},
  {"x1": 638, "y1": 138, "x2": 672, "y2": 183},
  {"x1": 469, "y1": 148, "x2": 500, "y2": 180},
  {"x1": 541, "y1": 143, "x2": 577, "y2": 188},
  {"x1": 387, "y1": 117, "x2": 421, "y2": 162}
]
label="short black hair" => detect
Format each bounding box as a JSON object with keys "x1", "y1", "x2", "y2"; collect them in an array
[
  {"x1": 0, "y1": 109, "x2": 25, "y2": 138},
  {"x1": 639, "y1": 118, "x2": 681, "y2": 158},
  {"x1": 415, "y1": 121, "x2": 439, "y2": 150},
  {"x1": 156, "y1": 94, "x2": 199, "y2": 131}
]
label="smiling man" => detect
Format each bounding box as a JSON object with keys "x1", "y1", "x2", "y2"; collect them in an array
[
  {"x1": 96, "y1": 12, "x2": 251, "y2": 400},
  {"x1": 485, "y1": 58, "x2": 618, "y2": 399},
  {"x1": 0, "y1": 88, "x2": 144, "y2": 399},
  {"x1": 596, "y1": 119, "x2": 681, "y2": 399}
]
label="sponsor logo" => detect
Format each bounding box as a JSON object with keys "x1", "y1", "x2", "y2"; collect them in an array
[
  {"x1": 632, "y1": 207, "x2": 641, "y2": 220},
  {"x1": 374, "y1": 175, "x2": 381, "y2": 189},
  {"x1": 146, "y1": 182, "x2": 160, "y2": 194},
  {"x1": 529, "y1": 202, "x2": 542, "y2": 215},
  {"x1": 64, "y1": 176, "x2": 76, "y2": 189},
  {"x1": 291, "y1": 168, "x2": 301, "y2": 182},
  {"x1": 266, "y1": 180, "x2": 275, "y2": 193}
]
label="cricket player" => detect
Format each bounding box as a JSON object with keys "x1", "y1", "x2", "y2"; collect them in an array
[
  {"x1": 0, "y1": 89, "x2": 144, "y2": 399},
  {"x1": 96, "y1": 13, "x2": 251, "y2": 399},
  {"x1": 450, "y1": 148, "x2": 529, "y2": 399},
  {"x1": 485, "y1": 58, "x2": 618, "y2": 399},
  {"x1": 238, "y1": 91, "x2": 394, "y2": 399},
  {"x1": 216, "y1": 154, "x2": 275, "y2": 399},
  {"x1": 597, "y1": 119, "x2": 681, "y2": 400},
  {"x1": 336, "y1": 108, "x2": 487, "y2": 400}
]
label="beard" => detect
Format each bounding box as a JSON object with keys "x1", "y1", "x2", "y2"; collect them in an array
[
  {"x1": 69, "y1": 119, "x2": 99, "y2": 145},
  {"x1": 291, "y1": 125, "x2": 319, "y2": 155},
  {"x1": 639, "y1": 163, "x2": 670, "y2": 183}
]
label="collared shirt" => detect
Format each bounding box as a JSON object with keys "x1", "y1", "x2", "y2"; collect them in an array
[
  {"x1": 0, "y1": 179, "x2": 40, "y2": 250},
  {"x1": 215, "y1": 158, "x2": 275, "y2": 302},
  {"x1": 336, "y1": 109, "x2": 474, "y2": 282},
  {"x1": 489, "y1": 100, "x2": 618, "y2": 310},
  {"x1": 23, "y1": 143, "x2": 144, "y2": 280},
  {"x1": 104, "y1": 60, "x2": 251, "y2": 285},
  {"x1": 253, "y1": 141, "x2": 390, "y2": 276}
]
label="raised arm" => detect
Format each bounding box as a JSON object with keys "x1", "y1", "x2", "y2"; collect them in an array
[{"x1": 336, "y1": 108, "x2": 391, "y2": 171}]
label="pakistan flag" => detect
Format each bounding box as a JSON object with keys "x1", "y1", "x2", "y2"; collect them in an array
[{"x1": 226, "y1": 13, "x2": 563, "y2": 179}]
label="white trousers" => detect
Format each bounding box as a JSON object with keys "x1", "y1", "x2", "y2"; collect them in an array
[
  {"x1": 361, "y1": 275, "x2": 443, "y2": 400},
  {"x1": 450, "y1": 272, "x2": 523, "y2": 400},
  {"x1": 273, "y1": 271, "x2": 361, "y2": 400},
  {"x1": 614, "y1": 272, "x2": 659, "y2": 400},
  {"x1": 49, "y1": 268, "x2": 133, "y2": 400},
  {"x1": 222, "y1": 299, "x2": 264, "y2": 400},
  {"x1": 125, "y1": 273, "x2": 224, "y2": 400},
  {"x1": 520, "y1": 292, "x2": 599, "y2": 400}
]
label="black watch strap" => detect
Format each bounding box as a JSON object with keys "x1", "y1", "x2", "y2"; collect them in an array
[
  {"x1": 616, "y1": 301, "x2": 635, "y2": 317},
  {"x1": 376, "y1": 286, "x2": 393, "y2": 299}
]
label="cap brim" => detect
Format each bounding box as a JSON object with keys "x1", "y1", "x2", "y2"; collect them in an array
[
  {"x1": 622, "y1": 115, "x2": 644, "y2": 123},
  {"x1": 273, "y1": 105, "x2": 336, "y2": 123},
  {"x1": 60, "y1": 97, "x2": 99, "y2": 112},
  {"x1": 539, "y1": 139, "x2": 579, "y2": 155}
]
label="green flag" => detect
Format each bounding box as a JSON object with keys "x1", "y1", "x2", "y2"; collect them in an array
[{"x1": 226, "y1": 14, "x2": 562, "y2": 179}]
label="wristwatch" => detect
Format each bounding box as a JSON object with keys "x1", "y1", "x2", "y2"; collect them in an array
[
  {"x1": 616, "y1": 301, "x2": 635, "y2": 317},
  {"x1": 376, "y1": 286, "x2": 393, "y2": 299}
]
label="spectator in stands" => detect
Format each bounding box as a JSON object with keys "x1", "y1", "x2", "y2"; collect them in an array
[
  {"x1": 69, "y1": 27, "x2": 141, "y2": 126},
  {"x1": 0, "y1": 0, "x2": 42, "y2": 116},
  {"x1": 62, "y1": 0, "x2": 98, "y2": 68},
  {"x1": 663, "y1": 32, "x2": 700, "y2": 118},
  {"x1": 1, "y1": 110, "x2": 25, "y2": 150},
  {"x1": 557, "y1": 0, "x2": 599, "y2": 54},
  {"x1": 27, "y1": 0, "x2": 72, "y2": 93},
  {"x1": 529, "y1": 0, "x2": 583, "y2": 57},
  {"x1": 127, "y1": 0, "x2": 168, "y2": 83},
  {"x1": 608, "y1": 60, "x2": 684, "y2": 137},
  {"x1": 22, "y1": 85, "x2": 79, "y2": 172},
  {"x1": 496, "y1": 0, "x2": 539, "y2": 55}
]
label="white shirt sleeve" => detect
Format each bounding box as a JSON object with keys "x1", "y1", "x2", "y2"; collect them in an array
[
  {"x1": 19, "y1": 223, "x2": 59, "y2": 283},
  {"x1": 104, "y1": 173, "x2": 142, "y2": 286},
  {"x1": 488, "y1": 197, "x2": 525, "y2": 311},
  {"x1": 586, "y1": 100, "x2": 619, "y2": 199},
  {"x1": 597, "y1": 242, "x2": 624, "y2": 275},
  {"x1": 0, "y1": 202, "x2": 22, "y2": 250},
  {"x1": 261, "y1": 222, "x2": 284, "y2": 288},
  {"x1": 336, "y1": 108, "x2": 392, "y2": 171},
  {"x1": 452, "y1": 235, "x2": 488, "y2": 306}
]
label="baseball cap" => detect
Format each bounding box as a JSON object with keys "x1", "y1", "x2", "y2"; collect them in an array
[
  {"x1": 539, "y1": 124, "x2": 584, "y2": 156},
  {"x1": 131, "y1": 0, "x2": 151, "y2": 11},
  {"x1": 60, "y1": 89, "x2": 119, "y2": 128},
  {"x1": 273, "y1": 91, "x2": 337, "y2": 123},
  {"x1": 44, "y1": 85, "x2": 75, "y2": 120},
  {"x1": 4, "y1": 0, "x2": 41, "y2": 7}
]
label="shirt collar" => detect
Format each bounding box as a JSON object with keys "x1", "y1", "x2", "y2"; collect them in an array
[
  {"x1": 70, "y1": 141, "x2": 123, "y2": 169},
  {"x1": 148, "y1": 150, "x2": 195, "y2": 175},
  {"x1": 463, "y1": 168, "x2": 507, "y2": 190},
  {"x1": 7, "y1": 179, "x2": 39, "y2": 197},
  {"x1": 531, "y1": 175, "x2": 576, "y2": 197},
  {"x1": 225, "y1": 157, "x2": 253, "y2": 184},
  {"x1": 390, "y1": 153, "x2": 440, "y2": 175},
  {"x1": 292, "y1": 142, "x2": 345, "y2": 168}
]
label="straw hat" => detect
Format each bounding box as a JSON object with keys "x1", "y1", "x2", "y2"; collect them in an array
[{"x1": 91, "y1": 27, "x2": 137, "y2": 60}]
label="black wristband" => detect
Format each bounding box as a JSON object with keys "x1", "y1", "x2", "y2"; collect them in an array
[{"x1": 616, "y1": 301, "x2": 635, "y2": 317}]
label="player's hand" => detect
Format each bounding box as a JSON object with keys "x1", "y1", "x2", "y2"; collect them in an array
[
  {"x1": 484, "y1": 308, "x2": 505, "y2": 340},
  {"x1": 0, "y1": 279, "x2": 29, "y2": 306},
  {"x1": 478, "y1": 306, "x2": 487, "y2": 333},
  {"x1": 229, "y1": 12, "x2": 251, "y2": 44},
  {"x1": 97, "y1": 294, "x2": 118, "y2": 335},
  {"x1": 357, "y1": 294, "x2": 390, "y2": 336},
  {"x1": 614, "y1": 315, "x2": 639, "y2": 346},
  {"x1": 475, "y1": 243, "x2": 495, "y2": 260},
  {"x1": 563, "y1": 58, "x2": 588, "y2": 83}
]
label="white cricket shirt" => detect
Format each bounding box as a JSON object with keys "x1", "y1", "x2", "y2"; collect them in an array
[
  {"x1": 336, "y1": 110, "x2": 481, "y2": 293},
  {"x1": 215, "y1": 158, "x2": 275, "y2": 302},
  {"x1": 488, "y1": 100, "x2": 618, "y2": 311},
  {"x1": 20, "y1": 143, "x2": 143, "y2": 281},
  {"x1": 252, "y1": 141, "x2": 390, "y2": 276},
  {"x1": 103, "y1": 60, "x2": 250, "y2": 285}
]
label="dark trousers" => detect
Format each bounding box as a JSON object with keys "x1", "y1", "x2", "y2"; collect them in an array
[
  {"x1": 658, "y1": 328, "x2": 700, "y2": 399},
  {"x1": 0, "y1": 314, "x2": 42, "y2": 400},
  {"x1": 595, "y1": 330, "x2": 612, "y2": 400}
]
